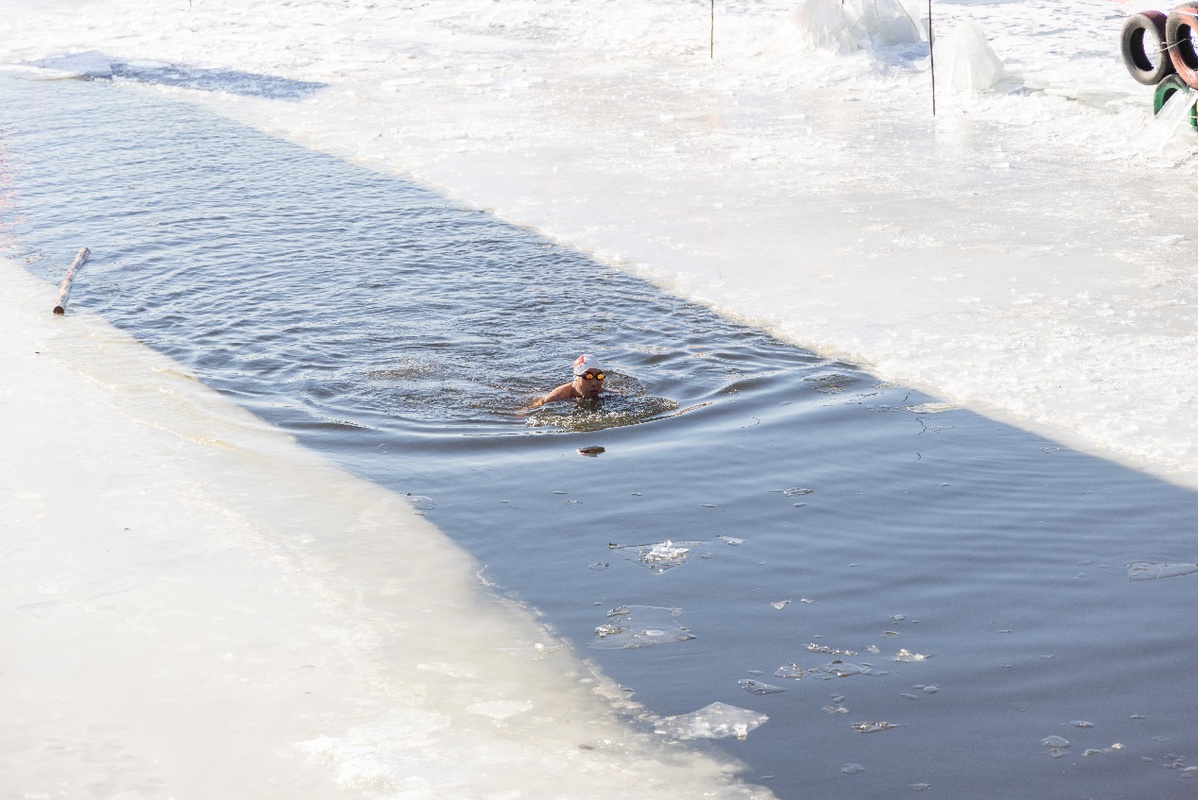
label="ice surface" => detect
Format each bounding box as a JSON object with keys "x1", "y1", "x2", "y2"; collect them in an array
[{"x1": 655, "y1": 702, "x2": 770, "y2": 741}]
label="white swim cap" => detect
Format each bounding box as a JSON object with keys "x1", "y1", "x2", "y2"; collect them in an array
[{"x1": 573, "y1": 353, "x2": 604, "y2": 377}]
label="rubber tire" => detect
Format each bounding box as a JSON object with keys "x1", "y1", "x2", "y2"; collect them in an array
[
  {"x1": 1166, "y1": 4, "x2": 1198, "y2": 88},
  {"x1": 1153, "y1": 73, "x2": 1198, "y2": 131},
  {"x1": 1122, "y1": 10, "x2": 1174, "y2": 85}
]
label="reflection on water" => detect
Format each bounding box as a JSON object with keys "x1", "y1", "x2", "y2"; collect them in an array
[{"x1": 6, "y1": 76, "x2": 1198, "y2": 800}]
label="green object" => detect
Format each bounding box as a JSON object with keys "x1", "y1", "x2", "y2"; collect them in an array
[{"x1": 1153, "y1": 74, "x2": 1198, "y2": 131}]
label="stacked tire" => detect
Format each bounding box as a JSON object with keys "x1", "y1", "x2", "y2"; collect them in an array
[{"x1": 1122, "y1": 5, "x2": 1198, "y2": 130}]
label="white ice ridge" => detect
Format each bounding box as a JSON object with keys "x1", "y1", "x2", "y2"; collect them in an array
[{"x1": 0, "y1": 257, "x2": 771, "y2": 798}]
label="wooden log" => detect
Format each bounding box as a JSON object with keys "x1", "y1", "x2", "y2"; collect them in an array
[{"x1": 52, "y1": 247, "x2": 90, "y2": 315}]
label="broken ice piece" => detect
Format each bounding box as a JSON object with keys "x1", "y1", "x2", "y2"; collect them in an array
[
  {"x1": 738, "y1": 679, "x2": 786, "y2": 695},
  {"x1": 1127, "y1": 562, "x2": 1198, "y2": 581},
  {"x1": 770, "y1": 599, "x2": 791, "y2": 610},
  {"x1": 611, "y1": 540, "x2": 700, "y2": 572},
  {"x1": 774, "y1": 664, "x2": 806, "y2": 679},
  {"x1": 717, "y1": 535, "x2": 745, "y2": 545},
  {"x1": 655, "y1": 701, "x2": 769, "y2": 741},
  {"x1": 895, "y1": 649, "x2": 929, "y2": 662},
  {"x1": 1042, "y1": 735, "x2": 1070, "y2": 757},
  {"x1": 852, "y1": 721, "x2": 897, "y2": 733},
  {"x1": 406, "y1": 495, "x2": 436, "y2": 514},
  {"x1": 590, "y1": 605, "x2": 696, "y2": 649},
  {"x1": 819, "y1": 660, "x2": 872, "y2": 677}
]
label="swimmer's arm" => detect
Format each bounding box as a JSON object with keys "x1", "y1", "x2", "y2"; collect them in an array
[{"x1": 525, "y1": 382, "x2": 578, "y2": 410}]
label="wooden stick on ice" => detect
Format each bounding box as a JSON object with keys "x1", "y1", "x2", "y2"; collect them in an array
[{"x1": 52, "y1": 247, "x2": 90, "y2": 315}]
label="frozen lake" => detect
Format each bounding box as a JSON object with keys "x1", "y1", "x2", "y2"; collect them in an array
[{"x1": 5, "y1": 72, "x2": 1198, "y2": 798}]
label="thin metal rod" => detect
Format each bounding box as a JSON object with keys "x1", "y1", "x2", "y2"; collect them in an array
[{"x1": 928, "y1": 0, "x2": 937, "y2": 116}]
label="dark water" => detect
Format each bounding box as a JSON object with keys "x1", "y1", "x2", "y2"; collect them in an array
[{"x1": 5, "y1": 75, "x2": 1198, "y2": 799}]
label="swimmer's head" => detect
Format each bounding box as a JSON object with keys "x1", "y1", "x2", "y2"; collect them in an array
[
  {"x1": 572, "y1": 353, "x2": 605, "y2": 398},
  {"x1": 573, "y1": 354, "x2": 604, "y2": 378}
]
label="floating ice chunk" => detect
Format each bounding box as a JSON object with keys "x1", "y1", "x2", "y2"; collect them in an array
[
  {"x1": 644, "y1": 540, "x2": 689, "y2": 567},
  {"x1": 405, "y1": 494, "x2": 435, "y2": 514},
  {"x1": 1127, "y1": 562, "x2": 1198, "y2": 581},
  {"x1": 717, "y1": 535, "x2": 745, "y2": 546},
  {"x1": 809, "y1": 643, "x2": 856, "y2": 656},
  {"x1": 590, "y1": 606, "x2": 696, "y2": 649},
  {"x1": 852, "y1": 721, "x2": 898, "y2": 733},
  {"x1": 1042, "y1": 735, "x2": 1070, "y2": 757},
  {"x1": 895, "y1": 649, "x2": 930, "y2": 662},
  {"x1": 933, "y1": 20, "x2": 1004, "y2": 93},
  {"x1": 611, "y1": 540, "x2": 699, "y2": 572},
  {"x1": 770, "y1": 599, "x2": 791, "y2": 610},
  {"x1": 841, "y1": 763, "x2": 866, "y2": 775},
  {"x1": 819, "y1": 660, "x2": 874, "y2": 677},
  {"x1": 655, "y1": 702, "x2": 769, "y2": 741},
  {"x1": 774, "y1": 664, "x2": 806, "y2": 680},
  {"x1": 905, "y1": 402, "x2": 956, "y2": 414},
  {"x1": 738, "y1": 679, "x2": 786, "y2": 695}
]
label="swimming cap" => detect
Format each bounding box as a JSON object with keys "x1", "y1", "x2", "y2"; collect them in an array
[{"x1": 573, "y1": 353, "x2": 604, "y2": 377}]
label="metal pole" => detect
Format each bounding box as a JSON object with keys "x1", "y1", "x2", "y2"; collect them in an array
[{"x1": 928, "y1": 0, "x2": 937, "y2": 115}]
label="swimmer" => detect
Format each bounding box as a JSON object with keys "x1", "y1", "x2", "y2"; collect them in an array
[{"x1": 528, "y1": 354, "x2": 614, "y2": 408}]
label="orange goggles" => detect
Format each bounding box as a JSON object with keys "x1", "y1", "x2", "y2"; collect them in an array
[{"x1": 578, "y1": 371, "x2": 605, "y2": 381}]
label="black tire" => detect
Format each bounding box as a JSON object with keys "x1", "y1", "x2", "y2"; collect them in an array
[
  {"x1": 1166, "y1": 4, "x2": 1198, "y2": 88},
  {"x1": 1153, "y1": 73, "x2": 1198, "y2": 131},
  {"x1": 1122, "y1": 10, "x2": 1174, "y2": 85}
]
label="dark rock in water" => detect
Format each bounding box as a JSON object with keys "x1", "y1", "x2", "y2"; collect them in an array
[{"x1": 577, "y1": 446, "x2": 605, "y2": 456}]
